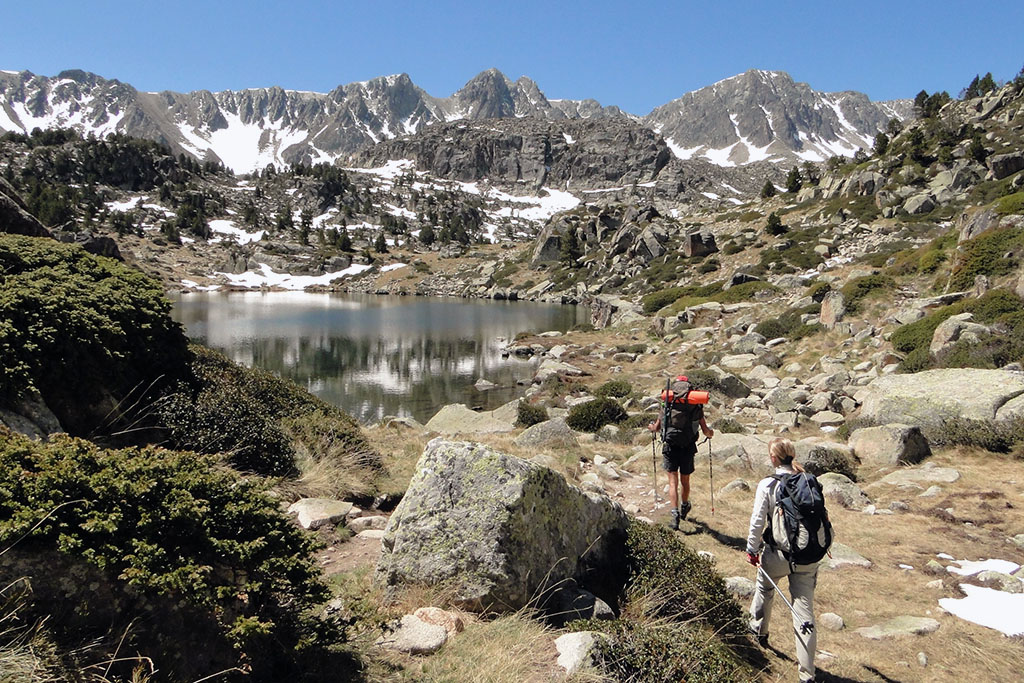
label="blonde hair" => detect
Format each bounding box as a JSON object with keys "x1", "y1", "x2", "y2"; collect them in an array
[{"x1": 768, "y1": 437, "x2": 804, "y2": 472}]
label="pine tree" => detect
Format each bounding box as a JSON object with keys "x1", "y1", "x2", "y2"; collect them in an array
[
  {"x1": 785, "y1": 167, "x2": 802, "y2": 193},
  {"x1": 760, "y1": 179, "x2": 776, "y2": 199},
  {"x1": 374, "y1": 231, "x2": 388, "y2": 253},
  {"x1": 765, "y1": 212, "x2": 786, "y2": 236},
  {"x1": 419, "y1": 224, "x2": 435, "y2": 246},
  {"x1": 978, "y1": 72, "x2": 997, "y2": 95},
  {"x1": 963, "y1": 75, "x2": 981, "y2": 100},
  {"x1": 338, "y1": 229, "x2": 352, "y2": 252},
  {"x1": 560, "y1": 228, "x2": 582, "y2": 267},
  {"x1": 873, "y1": 132, "x2": 890, "y2": 156}
]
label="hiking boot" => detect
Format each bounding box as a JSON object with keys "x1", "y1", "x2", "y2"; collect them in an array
[
  {"x1": 669, "y1": 508, "x2": 680, "y2": 530},
  {"x1": 748, "y1": 627, "x2": 768, "y2": 648},
  {"x1": 679, "y1": 500, "x2": 692, "y2": 521}
]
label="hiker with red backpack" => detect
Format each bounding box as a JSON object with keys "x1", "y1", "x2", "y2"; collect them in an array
[
  {"x1": 648, "y1": 375, "x2": 713, "y2": 530},
  {"x1": 745, "y1": 437, "x2": 833, "y2": 683}
]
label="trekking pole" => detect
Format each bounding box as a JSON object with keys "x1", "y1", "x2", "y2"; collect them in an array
[
  {"x1": 756, "y1": 565, "x2": 814, "y2": 636},
  {"x1": 651, "y1": 429, "x2": 658, "y2": 507},
  {"x1": 707, "y1": 436, "x2": 714, "y2": 516}
]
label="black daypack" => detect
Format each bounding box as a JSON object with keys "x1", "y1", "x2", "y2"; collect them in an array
[
  {"x1": 662, "y1": 379, "x2": 700, "y2": 447},
  {"x1": 764, "y1": 472, "x2": 833, "y2": 566}
]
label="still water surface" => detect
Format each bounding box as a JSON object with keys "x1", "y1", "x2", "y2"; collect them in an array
[{"x1": 171, "y1": 292, "x2": 587, "y2": 424}]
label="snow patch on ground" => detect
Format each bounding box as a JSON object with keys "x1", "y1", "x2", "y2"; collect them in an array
[
  {"x1": 346, "y1": 159, "x2": 415, "y2": 180},
  {"x1": 106, "y1": 196, "x2": 148, "y2": 212},
  {"x1": 380, "y1": 263, "x2": 407, "y2": 272},
  {"x1": 180, "y1": 279, "x2": 220, "y2": 291},
  {"x1": 940, "y1": 584, "x2": 1024, "y2": 636},
  {"x1": 947, "y1": 559, "x2": 1020, "y2": 576},
  {"x1": 562, "y1": 132, "x2": 575, "y2": 144},
  {"x1": 665, "y1": 137, "x2": 700, "y2": 161},
  {"x1": 215, "y1": 263, "x2": 372, "y2": 290},
  {"x1": 208, "y1": 219, "x2": 265, "y2": 245}
]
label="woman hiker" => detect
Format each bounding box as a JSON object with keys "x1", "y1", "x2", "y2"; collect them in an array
[{"x1": 745, "y1": 437, "x2": 819, "y2": 683}]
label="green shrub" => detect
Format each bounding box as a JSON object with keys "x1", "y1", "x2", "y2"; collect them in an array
[
  {"x1": 0, "y1": 429, "x2": 335, "y2": 681},
  {"x1": 840, "y1": 274, "x2": 896, "y2": 313},
  {"x1": 571, "y1": 322, "x2": 595, "y2": 332},
  {"x1": 586, "y1": 619, "x2": 750, "y2": 683},
  {"x1": 0, "y1": 235, "x2": 189, "y2": 436},
  {"x1": 157, "y1": 345, "x2": 374, "y2": 477},
  {"x1": 995, "y1": 191, "x2": 1024, "y2": 216},
  {"x1": 723, "y1": 242, "x2": 744, "y2": 255},
  {"x1": 948, "y1": 226, "x2": 1024, "y2": 291},
  {"x1": 641, "y1": 282, "x2": 725, "y2": 314},
  {"x1": 697, "y1": 258, "x2": 720, "y2": 273},
  {"x1": 806, "y1": 281, "x2": 831, "y2": 301},
  {"x1": 615, "y1": 343, "x2": 648, "y2": 354},
  {"x1": 566, "y1": 397, "x2": 628, "y2": 432},
  {"x1": 515, "y1": 400, "x2": 548, "y2": 427},
  {"x1": 595, "y1": 379, "x2": 633, "y2": 399},
  {"x1": 623, "y1": 412, "x2": 657, "y2": 429}
]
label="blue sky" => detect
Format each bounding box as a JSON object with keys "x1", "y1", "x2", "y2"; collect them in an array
[{"x1": 2, "y1": 1, "x2": 1021, "y2": 114}]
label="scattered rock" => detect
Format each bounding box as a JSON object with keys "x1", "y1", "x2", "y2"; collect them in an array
[
  {"x1": 882, "y1": 467, "x2": 960, "y2": 486},
  {"x1": 721, "y1": 479, "x2": 751, "y2": 493},
  {"x1": 413, "y1": 607, "x2": 465, "y2": 635},
  {"x1": 546, "y1": 587, "x2": 615, "y2": 627},
  {"x1": 823, "y1": 542, "x2": 872, "y2": 570},
  {"x1": 725, "y1": 576, "x2": 755, "y2": 599},
  {"x1": 515, "y1": 417, "x2": 580, "y2": 450},
  {"x1": 287, "y1": 499, "x2": 354, "y2": 530},
  {"x1": 818, "y1": 473, "x2": 870, "y2": 510},
  {"x1": 424, "y1": 403, "x2": 515, "y2": 435},
  {"x1": 376, "y1": 614, "x2": 448, "y2": 654},
  {"x1": 348, "y1": 515, "x2": 388, "y2": 533},
  {"x1": 820, "y1": 612, "x2": 845, "y2": 631},
  {"x1": 848, "y1": 424, "x2": 931, "y2": 467},
  {"x1": 856, "y1": 616, "x2": 940, "y2": 639},
  {"x1": 555, "y1": 631, "x2": 606, "y2": 676}
]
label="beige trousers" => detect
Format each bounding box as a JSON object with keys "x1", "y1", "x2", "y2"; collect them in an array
[{"x1": 749, "y1": 548, "x2": 818, "y2": 681}]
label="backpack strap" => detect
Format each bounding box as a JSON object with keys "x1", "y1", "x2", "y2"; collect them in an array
[{"x1": 762, "y1": 474, "x2": 786, "y2": 548}]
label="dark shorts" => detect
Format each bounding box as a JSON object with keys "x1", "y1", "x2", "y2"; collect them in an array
[{"x1": 662, "y1": 441, "x2": 696, "y2": 475}]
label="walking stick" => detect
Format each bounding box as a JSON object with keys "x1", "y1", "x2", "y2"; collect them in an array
[
  {"x1": 756, "y1": 564, "x2": 814, "y2": 636},
  {"x1": 708, "y1": 436, "x2": 714, "y2": 516},
  {"x1": 651, "y1": 430, "x2": 658, "y2": 507}
]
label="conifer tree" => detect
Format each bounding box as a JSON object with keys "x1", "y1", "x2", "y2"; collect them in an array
[
  {"x1": 419, "y1": 223, "x2": 435, "y2": 246},
  {"x1": 374, "y1": 231, "x2": 388, "y2": 253},
  {"x1": 760, "y1": 179, "x2": 776, "y2": 199},
  {"x1": 560, "y1": 228, "x2": 582, "y2": 267},
  {"x1": 873, "y1": 132, "x2": 890, "y2": 156},
  {"x1": 765, "y1": 212, "x2": 786, "y2": 236},
  {"x1": 785, "y1": 167, "x2": 801, "y2": 193}
]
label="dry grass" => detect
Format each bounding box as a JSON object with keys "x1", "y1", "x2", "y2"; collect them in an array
[{"x1": 670, "y1": 447, "x2": 1024, "y2": 682}]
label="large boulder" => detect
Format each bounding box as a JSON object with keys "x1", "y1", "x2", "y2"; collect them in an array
[
  {"x1": 515, "y1": 417, "x2": 579, "y2": 450},
  {"x1": 375, "y1": 439, "x2": 629, "y2": 611},
  {"x1": 856, "y1": 369, "x2": 1024, "y2": 435},
  {"x1": 793, "y1": 439, "x2": 858, "y2": 480},
  {"x1": 820, "y1": 291, "x2": 846, "y2": 329},
  {"x1": 848, "y1": 424, "x2": 931, "y2": 467},
  {"x1": 424, "y1": 404, "x2": 516, "y2": 435},
  {"x1": 681, "y1": 228, "x2": 718, "y2": 258},
  {"x1": 987, "y1": 151, "x2": 1024, "y2": 180},
  {"x1": 929, "y1": 313, "x2": 990, "y2": 355}
]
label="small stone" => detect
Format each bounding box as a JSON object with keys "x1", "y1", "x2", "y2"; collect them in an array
[
  {"x1": 820, "y1": 612, "x2": 845, "y2": 631},
  {"x1": 918, "y1": 652, "x2": 928, "y2": 667},
  {"x1": 348, "y1": 515, "x2": 388, "y2": 533},
  {"x1": 725, "y1": 576, "x2": 756, "y2": 599},
  {"x1": 287, "y1": 499, "x2": 354, "y2": 530},
  {"x1": 414, "y1": 607, "x2": 465, "y2": 635},
  {"x1": 890, "y1": 501, "x2": 910, "y2": 511},
  {"x1": 925, "y1": 579, "x2": 944, "y2": 589},
  {"x1": 919, "y1": 486, "x2": 943, "y2": 497},
  {"x1": 357, "y1": 529, "x2": 386, "y2": 539},
  {"x1": 376, "y1": 614, "x2": 448, "y2": 654},
  {"x1": 856, "y1": 616, "x2": 940, "y2": 639}
]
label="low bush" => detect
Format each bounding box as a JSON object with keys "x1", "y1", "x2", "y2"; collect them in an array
[
  {"x1": 595, "y1": 379, "x2": 633, "y2": 399},
  {"x1": 0, "y1": 235, "x2": 189, "y2": 436},
  {"x1": 840, "y1": 274, "x2": 896, "y2": 313},
  {"x1": 0, "y1": 429, "x2": 337, "y2": 681},
  {"x1": 623, "y1": 412, "x2": 657, "y2": 429},
  {"x1": 948, "y1": 226, "x2": 1024, "y2": 291},
  {"x1": 641, "y1": 282, "x2": 724, "y2": 314},
  {"x1": 515, "y1": 399, "x2": 548, "y2": 427},
  {"x1": 566, "y1": 397, "x2": 628, "y2": 432},
  {"x1": 806, "y1": 280, "x2": 831, "y2": 301},
  {"x1": 995, "y1": 191, "x2": 1024, "y2": 216},
  {"x1": 158, "y1": 345, "x2": 375, "y2": 477},
  {"x1": 571, "y1": 520, "x2": 756, "y2": 682}
]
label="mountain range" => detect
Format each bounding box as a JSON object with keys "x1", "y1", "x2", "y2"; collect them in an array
[{"x1": 0, "y1": 67, "x2": 912, "y2": 174}]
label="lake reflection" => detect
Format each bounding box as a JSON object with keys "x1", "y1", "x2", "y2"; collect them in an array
[{"x1": 171, "y1": 292, "x2": 587, "y2": 423}]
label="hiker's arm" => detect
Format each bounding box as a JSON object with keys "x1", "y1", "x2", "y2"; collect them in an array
[
  {"x1": 648, "y1": 415, "x2": 661, "y2": 432},
  {"x1": 745, "y1": 479, "x2": 771, "y2": 556},
  {"x1": 698, "y1": 415, "x2": 714, "y2": 439}
]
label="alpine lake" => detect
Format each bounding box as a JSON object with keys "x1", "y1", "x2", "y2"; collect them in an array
[{"x1": 170, "y1": 291, "x2": 588, "y2": 424}]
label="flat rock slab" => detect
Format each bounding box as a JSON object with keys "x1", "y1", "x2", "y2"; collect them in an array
[
  {"x1": 856, "y1": 616, "x2": 940, "y2": 639},
  {"x1": 856, "y1": 369, "x2": 1024, "y2": 432},
  {"x1": 376, "y1": 614, "x2": 448, "y2": 654},
  {"x1": 287, "y1": 498, "x2": 354, "y2": 530},
  {"x1": 514, "y1": 417, "x2": 579, "y2": 450},
  {"x1": 725, "y1": 576, "x2": 756, "y2": 599},
  {"x1": 424, "y1": 403, "x2": 515, "y2": 435},
  {"x1": 823, "y1": 542, "x2": 872, "y2": 570},
  {"x1": 882, "y1": 467, "x2": 961, "y2": 486}
]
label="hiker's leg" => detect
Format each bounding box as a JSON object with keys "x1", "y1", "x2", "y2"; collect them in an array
[
  {"x1": 679, "y1": 473, "x2": 690, "y2": 503},
  {"x1": 666, "y1": 471, "x2": 679, "y2": 509},
  {"x1": 789, "y1": 564, "x2": 818, "y2": 681},
  {"x1": 749, "y1": 549, "x2": 787, "y2": 636}
]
